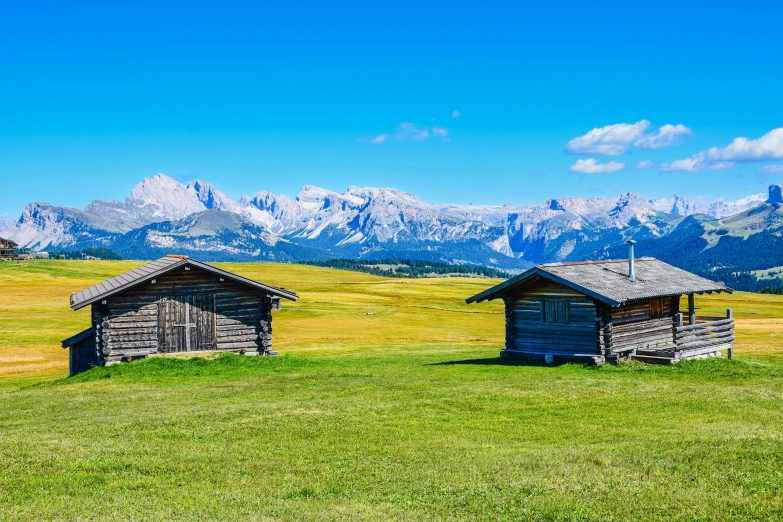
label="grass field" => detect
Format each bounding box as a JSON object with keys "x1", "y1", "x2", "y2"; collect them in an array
[{"x1": 1, "y1": 260, "x2": 783, "y2": 520}]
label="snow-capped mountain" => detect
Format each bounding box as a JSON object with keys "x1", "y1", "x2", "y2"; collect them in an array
[
  {"x1": 9, "y1": 203, "x2": 124, "y2": 250},
  {"x1": 110, "y1": 210, "x2": 329, "y2": 263},
  {"x1": 0, "y1": 217, "x2": 14, "y2": 233},
  {"x1": 2, "y1": 174, "x2": 778, "y2": 271},
  {"x1": 705, "y1": 193, "x2": 768, "y2": 218},
  {"x1": 647, "y1": 193, "x2": 766, "y2": 217},
  {"x1": 648, "y1": 194, "x2": 709, "y2": 216}
]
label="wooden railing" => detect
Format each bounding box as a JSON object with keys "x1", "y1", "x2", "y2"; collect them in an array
[{"x1": 674, "y1": 309, "x2": 734, "y2": 359}]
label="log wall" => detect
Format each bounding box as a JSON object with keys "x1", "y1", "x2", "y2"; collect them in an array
[
  {"x1": 606, "y1": 296, "x2": 678, "y2": 355},
  {"x1": 93, "y1": 266, "x2": 272, "y2": 363},
  {"x1": 504, "y1": 279, "x2": 599, "y2": 358}
]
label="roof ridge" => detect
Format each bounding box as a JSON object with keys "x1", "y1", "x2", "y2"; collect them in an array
[
  {"x1": 70, "y1": 255, "x2": 297, "y2": 310},
  {"x1": 466, "y1": 257, "x2": 731, "y2": 306},
  {"x1": 539, "y1": 257, "x2": 655, "y2": 267}
]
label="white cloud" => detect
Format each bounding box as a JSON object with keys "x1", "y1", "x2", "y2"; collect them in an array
[
  {"x1": 660, "y1": 153, "x2": 734, "y2": 172},
  {"x1": 367, "y1": 122, "x2": 450, "y2": 144},
  {"x1": 759, "y1": 164, "x2": 783, "y2": 174},
  {"x1": 634, "y1": 160, "x2": 654, "y2": 169},
  {"x1": 396, "y1": 122, "x2": 430, "y2": 141},
  {"x1": 566, "y1": 120, "x2": 650, "y2": 155},
  {"x1": 706, "y1": 128, "x2": 783, "y2": 162},
  {"x1": 452, "y1": 110, "x2": 460, "y2": 118},
  {"x1": 569, "y1": 158, "x2": 625, "y2": 174},
  {"x1": 660, "y1": 128, "x2": 783, "y2": 172},
  {"x1": 567, "y1": 120, "x2": 693, "y2": 155},
  {"x1": 634, "y1": 124, "x2": 692, "y2": 150},
  {"x1": 660, "y1": 155, "x2": 705, "y2": 172}
]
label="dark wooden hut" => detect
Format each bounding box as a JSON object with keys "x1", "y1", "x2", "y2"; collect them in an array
[
  {"x1": 467, "y1": 251, "x2": 735, "y2": 364},
  {"x1": 0, "y1": 237, "x2": 18, "y2": 259},
  {"x1": 62, "y1": 254, "x2": 298, "y2": 376}
]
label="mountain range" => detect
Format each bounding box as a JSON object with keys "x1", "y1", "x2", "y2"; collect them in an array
[{"x1": 2, "y1": 174, "x2": 782, "y2": 289}]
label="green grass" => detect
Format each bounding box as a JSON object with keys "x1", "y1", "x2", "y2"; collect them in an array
[{"x1": 2, "y1": 260, "x2": 783, "y2": 520}]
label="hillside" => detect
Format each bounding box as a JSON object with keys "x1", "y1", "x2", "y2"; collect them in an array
[
  {"x1": 594, "y1": 197, "x2": 783, "y2": 291},
  {"x1": 1, "y1": 260, "x2": 781, "y2": 377},
  {"x1": 1, "y1": 261, "x2": 782, "y2": 520}
]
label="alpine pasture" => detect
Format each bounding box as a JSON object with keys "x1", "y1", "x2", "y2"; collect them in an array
[{"x1": 1, "y1": 260, "x2": 782, "y2": 520}]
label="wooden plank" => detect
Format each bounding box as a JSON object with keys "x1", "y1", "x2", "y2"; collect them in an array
[
  {"x1": 677, "y1": 343, "x2": 733, "y2": 358},
  {"x1": 216, "y1": 340, "x2": 259, "y2": 350},
  {"x1": 675, "y1": 318, "x2": 733, "y2": 332},
  {"x1": 675, "y1": 326, "x2": 734, "y2": 341},
  {"x1": 677, "y1": 336, "x2": 735, "y2": 351}
]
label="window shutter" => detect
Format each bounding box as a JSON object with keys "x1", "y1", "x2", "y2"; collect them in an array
[{"x1": 541, "y1": 299, "x2": 569, "y2": 324}]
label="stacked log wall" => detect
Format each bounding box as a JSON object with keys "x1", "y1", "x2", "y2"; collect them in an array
[
  {"x1": 96, "y1": 266, "x2": 270, "y2": 363},
  {"x1": 608, "y1": 296, "x2": 677, "y2": 355},
  {"x1": 505, "y1": 279, "x2": 599, "y2": 357}
]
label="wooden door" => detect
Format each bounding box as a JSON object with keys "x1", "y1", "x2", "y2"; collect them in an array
[{"x1": 158, "y1": 294, "x2": 216, "y2": 353}]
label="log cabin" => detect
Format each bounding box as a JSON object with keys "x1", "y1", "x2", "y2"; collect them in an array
[
  {"x1": 0, "y1": 237, "x2": 18, "y2": 259},
  {"x1": 62, "y1": 255, "x2": 298, "y2": 376},
  {"x1": 466, "y1": 244, "x2": 735, "y2": 364}
]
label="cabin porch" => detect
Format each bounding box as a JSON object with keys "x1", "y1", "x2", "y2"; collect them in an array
[{"x1": 631, "y1": 295, "x2": 735, "y2": 364}]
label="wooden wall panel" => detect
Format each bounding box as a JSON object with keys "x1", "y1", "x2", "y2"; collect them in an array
[
  {"x1": 505, "y1": 279, "x2": 599, "y2": 356},
  {"x1": 98, "y1": 266, "x2": 270, "y2": 362},
  {"x1": 608, "y1": 298, "x2": 675, "y2": 354}
]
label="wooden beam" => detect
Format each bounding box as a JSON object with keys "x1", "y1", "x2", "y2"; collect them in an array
[
  {"x1": 688, "y1": 294, "x2": 696, "y2": 325},
  {"x1": 727, "y1": 308, "x2": 734, "y2": 359}
]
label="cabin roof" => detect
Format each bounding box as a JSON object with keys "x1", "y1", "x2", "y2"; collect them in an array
[
  {"x1": 0, "y1": 237, "x2": 18, "y2": 247},
  {"x1": 466, "y1": 257, "x2": 732, "y2": 307},
  {"x1": 62, "y1": 327, "x2": 94, "y2": 348},
  {"x1": 69, "y1": 255, "x2": 298, "y2": 310}
]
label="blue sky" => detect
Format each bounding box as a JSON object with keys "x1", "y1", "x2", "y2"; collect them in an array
[{"x1": 2, "y1": 1, "x2": 783, "y2": 218}]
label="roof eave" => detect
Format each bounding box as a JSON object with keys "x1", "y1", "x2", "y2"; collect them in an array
[
  {"x1": 466, "y1": 266, "x2": 623, "y2": 307},
  {"x1": 70, "y1": 258, "x2": 299, "y2": 310},
  {"x1": 70, "y1": 258, "x2": 189, "y2": 310},
  {"x1": 186, "y1": 259, "x2": 299, "y2": 302},
  {"x1": 62, "y1": 327, "x2": 94, "y2": 348},
  {"x1": 465, "y1": 268, "x2": 539, "y2": 304}
]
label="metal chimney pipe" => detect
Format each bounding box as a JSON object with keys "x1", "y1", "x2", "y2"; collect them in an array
[{"x1": 625, "y1": 239, "x2": 637, "y2": 280}]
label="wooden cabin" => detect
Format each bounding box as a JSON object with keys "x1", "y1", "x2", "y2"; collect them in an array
[
  {"x1": 0, "y1": 237, "x2": 18, "y2": 259},
  {"x1": 62, "y1": 254, "x2": 298, "y2": 376},
  {"x1": 466, "y1": 254, "x2": 735, "y2": 364}
]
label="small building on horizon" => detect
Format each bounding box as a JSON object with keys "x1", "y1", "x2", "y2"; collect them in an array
[
  {"x1": 62, "y1": 254, "x2": 298, "y2": 376},
  {"x1": 466, "y1": 249, "x2": 735, "y2": 365},
  {"x1": 0, "y1": 237, "x2": 18, "y2": 260}
]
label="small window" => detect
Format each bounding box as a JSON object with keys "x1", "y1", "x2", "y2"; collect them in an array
[
  {"x1": 541, "y1": 299, "x2": 570, "y2": 324},
  {"x1": 649, "y1": 297, "x2": 665, "y2": 319}
]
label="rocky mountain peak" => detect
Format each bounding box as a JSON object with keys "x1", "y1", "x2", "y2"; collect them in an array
[
  {"x1": 768, "y1": 184, "x2": 783, "y2": 205},
  {"x1": 188, "y1": 180, "x2": 240, "y2": 212},
  {"x1": 125, "y1": 174, "x2": 205, "y2": 221},
  {"x1": 5, "y1": 174, "x2": 780, "y2": 271},
  {"x1": 0, "y1": 216, "x2": 15, "y2": 233}
]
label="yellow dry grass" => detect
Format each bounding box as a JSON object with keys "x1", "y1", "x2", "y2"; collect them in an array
[{"x1": 0, "y1": 259, "x2": 781, "y2": 378}]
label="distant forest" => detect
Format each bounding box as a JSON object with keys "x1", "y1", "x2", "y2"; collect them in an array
[
  {"x1": 600, "y1": 223, "x2": 783, "y2": 294},
  {"x1": 44, "y1": 244, "x2": 783, "y2": 291},
  {"x1": 51, "y1": 248, "x2": 124, "y2": 260},
  {"x1": 303, "y1": 258, "x2": 511, "y2": 279}
]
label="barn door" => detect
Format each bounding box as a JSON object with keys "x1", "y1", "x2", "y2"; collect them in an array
[{"x1": 158, "y1": 294, "x2": 215, "y2": 353}]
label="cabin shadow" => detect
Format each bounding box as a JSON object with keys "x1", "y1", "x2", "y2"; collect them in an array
[{"x1": 427, "y1": 356, "x2": 574, "y2": 368}]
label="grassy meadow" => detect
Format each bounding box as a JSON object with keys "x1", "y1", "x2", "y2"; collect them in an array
[{"x1": 1, "y1": 260, "x2": 783, "y2": 520}]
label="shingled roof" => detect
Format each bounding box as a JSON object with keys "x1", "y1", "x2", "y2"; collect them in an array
[
  {"x1": 70, "y1": 255, "x2": 298, "y2": 310},
  {"x1": 466, "y1": 257, "x2": 732, "y2": 307}
]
